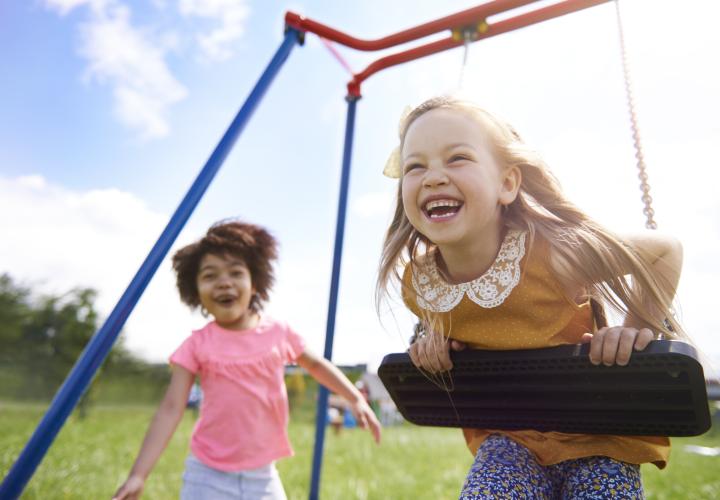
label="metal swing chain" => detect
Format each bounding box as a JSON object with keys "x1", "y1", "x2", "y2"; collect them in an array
[
  {"x1": 615, "y1": 0, "x2": 657, "y2": 230},
  {"x1": 453, "y1": 21, "x2": 488, "y2": 91},
  {"x1": 457, "y1": 30, "x2": 472, "y2": 89}
]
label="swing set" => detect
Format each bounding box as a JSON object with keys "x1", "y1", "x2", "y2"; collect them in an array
[{"x1": 1, "y1": 1, "x2": 710, "y2": 498}]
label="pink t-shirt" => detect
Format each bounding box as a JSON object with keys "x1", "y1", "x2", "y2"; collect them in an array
[{"x1": 170, "y1": 317, "x2": 305, "y2": 471}]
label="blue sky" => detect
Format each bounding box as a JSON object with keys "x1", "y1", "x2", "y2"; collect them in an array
[{"x1": 1, "y1": 0, "x2": 719, "y2": 372}]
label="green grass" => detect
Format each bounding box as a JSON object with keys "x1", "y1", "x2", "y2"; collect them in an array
[{"x1": 1, "y1": 402, "x2": 718, "y2": 499}]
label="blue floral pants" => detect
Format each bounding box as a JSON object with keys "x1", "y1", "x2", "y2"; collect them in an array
[{"x1": 460, "y1": 434, "x2": 644, "y2": 499}]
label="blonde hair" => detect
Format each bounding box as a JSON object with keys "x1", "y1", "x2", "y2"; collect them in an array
[{"x1": 376, "y1": 95, "x2": 682, "y2": 338}]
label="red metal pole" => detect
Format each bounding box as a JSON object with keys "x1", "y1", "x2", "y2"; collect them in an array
[
  {"x1": 285, "y1": 0, "x2": 538, "y2": 51},
  {"x1": 348, "y1": 0, "x2": 612, "y2": 95},
  {"x1": 285, "y1": 0, "x2": 613, "y2": 97}
]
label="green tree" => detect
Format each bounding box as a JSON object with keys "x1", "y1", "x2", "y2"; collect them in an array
[
  {"x1": 0, "y1": 273, "x2": 32, "y2": 357},
  {"x1": 1, "y1": 275, "x2": 122, "y2": 411},
  {"x1": 23, "y1": 288, "x2": 102, "y2": 416},
  {"x1": 26, "y1": 288, "x2": 99, "y2": 363},
  {"x1": 0, "y1": 273, "x2": 166, "y2": 408}
]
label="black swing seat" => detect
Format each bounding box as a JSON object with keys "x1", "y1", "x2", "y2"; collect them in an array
[{"x1": 378, "y1": 340, "x2": 711, "y2": 436}]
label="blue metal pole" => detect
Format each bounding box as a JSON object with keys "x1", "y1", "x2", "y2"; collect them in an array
[
  {"x1": 308, "y1": 95, "x2": 359, "y2": 500},
  {"x1": 0, "y1": 28, "x2": 302, "y2": 499}
]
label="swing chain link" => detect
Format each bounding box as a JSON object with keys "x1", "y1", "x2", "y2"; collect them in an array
[
  {"x1": 615, "y1": 0, "x2": 657, "y2": 230},
  {"x1": 452, "y1": 21, "x2": 488, "y2": 90},
  {"x1": 458, "y1": 31, "x2": 471, "y2": 89}
]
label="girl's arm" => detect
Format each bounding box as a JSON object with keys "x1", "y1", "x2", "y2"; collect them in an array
[
  {"x1": 555, "y1": 231, "x2": 683, "y2": 366},
  {"x1": 296, "y1": 351, "x2": 382, "y2": 443},
  {"x1": 620, "y1": 231, "x2": 683, "y2": 322},
  {"x1": 112, "y1": 365, "x2": 195, "y2": 500}
]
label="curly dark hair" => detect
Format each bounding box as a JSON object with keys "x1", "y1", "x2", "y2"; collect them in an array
[{"x1": 172, "y1": 219, "x2": 278, "y2": 312}]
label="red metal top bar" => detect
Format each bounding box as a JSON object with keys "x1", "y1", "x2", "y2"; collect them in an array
[
  {"x1": 349, "y1": 0, "x2": 612, "y2": 95},
  {"x1": 285, "y1": 0, "x2": 613, "y2": 97},
  {"x1": 285, "y1": 0, "x2": 537, "y2": 52}
]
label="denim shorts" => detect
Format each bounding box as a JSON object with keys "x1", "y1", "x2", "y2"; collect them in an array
[{"x1": 180, "y1": 454, "x2": 287, "y2": 500}]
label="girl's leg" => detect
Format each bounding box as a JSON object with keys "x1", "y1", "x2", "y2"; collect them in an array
[
  {"x1": 180, "y1": 454, "x2": 241, "y2": 500},
  {"x1": 240, "y1": 462, "x2": 287, "y2": 500},
  {"x1": 554, "y1": 456, "x2": 644, "y2": 499},
  {"x1": 459, "y1": 434, "x2": 553, "y2": 500}
]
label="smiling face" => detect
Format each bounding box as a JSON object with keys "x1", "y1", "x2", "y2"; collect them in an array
[
  {"x1": 196, "y1": 253, "x2": 257, "y2": 330},
  {"x1": 400, "y1": 108, "x2": 519, "y2": 251}
]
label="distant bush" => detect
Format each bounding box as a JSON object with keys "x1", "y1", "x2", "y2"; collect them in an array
[{"x1": 0, "y1": 273, "x2": 164, "y2": 408}]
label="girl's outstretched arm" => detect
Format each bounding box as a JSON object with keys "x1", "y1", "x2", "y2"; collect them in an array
[
  {"x1": 620, "y1": 231, "x2": 684, "y2": 316},
  {"x1": 112, "y1": 365, "x2": 194, "y2": 500},
  {"x1": 296, "y1": 351, "x2": 382, "y2": 443},
  {"x1": 578, "y1": 231, "x2": 684, "y2": 366}
]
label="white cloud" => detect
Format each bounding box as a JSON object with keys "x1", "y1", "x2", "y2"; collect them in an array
[
  {"x1": 44, "y1": 0, "x2": 255, "y2": 138},
  {"x1": 179, "y1": 0, "x2": 251, "y2": 61},
  {"x1": 45, "y1": 0, "x2": 102, "y2": 16},
  {"x1": 78, "y1": 2, "x2": 187, "y2": 139},
  {"x1": 45, "y1": 0, "x2": 187, "y2": 139},
  {"x1": 0, "y1": 175, "x2": 198, "y2": 361}
]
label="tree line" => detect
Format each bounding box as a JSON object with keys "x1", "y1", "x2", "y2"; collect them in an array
[{"x1": 0, "y1": 273, "x2": 169, "y2": 411}]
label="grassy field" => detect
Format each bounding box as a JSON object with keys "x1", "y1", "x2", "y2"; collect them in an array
[{"x1": 1, "y1": 402, "x2": 718, "y2": 499}]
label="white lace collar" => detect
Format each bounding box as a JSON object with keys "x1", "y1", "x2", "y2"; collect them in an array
[{"x1": 411, "y1": 230, "x2": 527, "y2": 312}]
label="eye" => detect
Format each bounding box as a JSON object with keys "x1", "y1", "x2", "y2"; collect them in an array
[
  {"x1": 448, "y1": 154, "x2": 470, "y2": 164},
  {"x1": 200, "y1": 272, "x2": 216, "y2": 281},
  {"x1": 403, "y1": 162, "x2": 424, "y2": 174}
]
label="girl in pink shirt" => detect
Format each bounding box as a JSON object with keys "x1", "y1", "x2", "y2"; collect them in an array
[{"x1": 113, "y1": 220, "x2": 381, "y2": 500}]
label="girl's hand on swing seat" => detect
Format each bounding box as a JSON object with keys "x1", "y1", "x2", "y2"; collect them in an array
[
  {"x1": 408, "y1": 332, "x2": 466, "y2": 373},
  {"x1": 581, "y1": 326, "x2": 654, "y2": 366}
]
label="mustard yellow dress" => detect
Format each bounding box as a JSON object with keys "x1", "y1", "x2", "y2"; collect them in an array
[{"x1": 401, "y1": 229, "x2": 669, "y2": 468}]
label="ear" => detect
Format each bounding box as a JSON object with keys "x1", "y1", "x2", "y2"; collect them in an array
[{"x1": 499, "y1": 165, "x2": 521, "y2": 206}]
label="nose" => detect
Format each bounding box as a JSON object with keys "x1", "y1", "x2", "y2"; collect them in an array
[
  {"x1": 215, "y1": 273, "x2": 232, "y2": 287},
  {"x1": 422, "y1": 164, "x2": 449, "y2": 188}
]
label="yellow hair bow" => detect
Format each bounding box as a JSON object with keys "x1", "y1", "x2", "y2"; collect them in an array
[{"x1": 382, "y1": 105, "x2": 413, "y2": 179}]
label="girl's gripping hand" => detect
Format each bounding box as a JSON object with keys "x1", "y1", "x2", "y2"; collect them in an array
[
  {"x1": 408, "y1": 332, "x2": 466, "y2": 373},
  {"x1": 111, "y1": 475, "x2": 145, "y2": 500},
  {"x1": 581, "y1": 326, "x2": 654, "y2": 366},
  {"x1": 349, "y1": 398, "x2": 382, "y2": 444}
]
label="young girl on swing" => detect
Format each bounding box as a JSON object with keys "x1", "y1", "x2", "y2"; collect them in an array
[
  {"x1": 113, "y1": 220, "x2": 381, "y2": 500},
  {"x1": 377, "y1": 96, "x2": 683, "y2": 499}
]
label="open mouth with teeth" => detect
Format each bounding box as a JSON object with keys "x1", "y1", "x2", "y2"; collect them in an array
[
  {"x1": 424, "y1": 199, "x2": 463, "y2": 219},
  {"x1": 215, "y1": 295, "x2": 237, "y2": 306}
]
